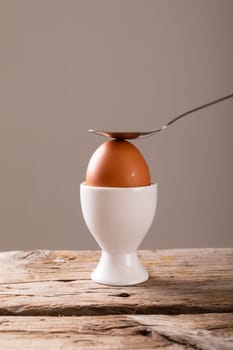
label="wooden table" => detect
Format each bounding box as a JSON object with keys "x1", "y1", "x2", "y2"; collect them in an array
[{"x1": 0, "y1": 249, "x2": 232, "y2": 349}]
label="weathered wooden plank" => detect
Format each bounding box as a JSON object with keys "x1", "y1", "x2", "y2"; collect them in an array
[
  {"x1": 1, "y1": 249, "x2": 232, "y2": 284},
  {"x1": 0, "y1": 313, "x2": 232, "y2": 349},
  {"x1": 0, "y1": 249, "x2": 232, "y2": 316}
]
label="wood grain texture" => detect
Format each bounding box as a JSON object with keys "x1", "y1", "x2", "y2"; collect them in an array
[
  {"x1": 0, "y1": 249, "x2": 232, "y2": 349},
  {"x1": 0, "y1": 249, "x2": 232, "y2": 316},
  {"x1": 0, "y1": 313, "x2": 232, "y2": 349}
]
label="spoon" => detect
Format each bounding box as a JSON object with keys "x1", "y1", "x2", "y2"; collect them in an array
[{"x1": 89, "y1": 93, "x2": 233, "y2": 140}]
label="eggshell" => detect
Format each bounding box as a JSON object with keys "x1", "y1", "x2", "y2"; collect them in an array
[{"x1": 85, "y1": 140, "x2": 151, "y2": 187}]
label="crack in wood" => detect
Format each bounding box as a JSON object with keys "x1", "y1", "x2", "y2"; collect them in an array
[
  {"x1": 1, "y1": 304, "x2": 233, "y2": 317},
  {"x1": 53, "y1": 279, "x2": 77, "y2": 283},
  {"x1": 135, "y1": 328, "x2": 153, "y2": 337},
  {"x1": 206, "y1": 325, "x2": 233, "y2": 331},
  {"x1": 157, "y1": 332, "x2": 203, "y2": 350},
  {"x1": 113, "y1": 293, "x2": 131, "y2": 298}
]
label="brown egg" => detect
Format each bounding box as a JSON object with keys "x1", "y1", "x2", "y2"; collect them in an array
[{"x1": 85, "y1": 140, "x2": 151, "y2": 187}]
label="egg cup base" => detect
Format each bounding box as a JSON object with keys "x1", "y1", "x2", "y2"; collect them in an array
[{"x1": 91, "y1": 251, "x2": 149, "y2": 286}]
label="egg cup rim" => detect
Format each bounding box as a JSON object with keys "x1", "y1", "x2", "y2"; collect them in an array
[{"x1": 80, "y1": 182, "x2": 157, "y2": 190}]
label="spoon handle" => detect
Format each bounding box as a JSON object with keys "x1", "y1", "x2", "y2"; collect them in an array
[{"x1": 164, "y1": 93, "x2": 233, "y2": 129}]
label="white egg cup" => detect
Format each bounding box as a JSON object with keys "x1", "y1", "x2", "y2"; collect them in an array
[{"x1": 80, "y1": 182, "x2": 157, "y2": 286}]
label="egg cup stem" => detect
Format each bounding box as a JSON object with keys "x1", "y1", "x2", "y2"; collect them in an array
[{"x1": 92, "y1": 251, "x2": 148, "y2": 286}]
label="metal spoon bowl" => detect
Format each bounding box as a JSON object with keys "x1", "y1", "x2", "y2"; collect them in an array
[{"x1": 89, "y1": 93, "x2": 233, "y2": 140}]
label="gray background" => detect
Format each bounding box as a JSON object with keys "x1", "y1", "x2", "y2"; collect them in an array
[{"x1": 0, "y1": 0, "x2": 233, "y2": 251}]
